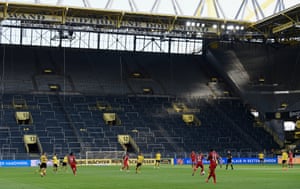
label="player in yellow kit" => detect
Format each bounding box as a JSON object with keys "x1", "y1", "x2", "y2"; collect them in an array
[
  {"x1": 154, "y1": 151, "x2": 161, "y2": 168},
  {"x1": 281, "y1": 150, "x2": 288, "y2": 171},
  {"x1": 136, "y1": 152, "x2": 144, "y2": 174},
  {"x1": 62, "y1": 154, "x2": 68, "y2": 172},
  {"x1": 40, "y1": 152, "x2": 48, "y2": 177},
  {"x1": 258, "y1": 152, "x2": 264, "y2": 165},
  {"x1": 52, "y1": 153, "x2": 59, "y2": 173}
]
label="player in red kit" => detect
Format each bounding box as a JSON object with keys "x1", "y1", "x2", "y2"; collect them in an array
[
  {"x1": 190, "y1": 151, "x2": 196, "y2": 168},
  {"x1": 288, "y1": 150, "x2": 294, "y2": 168},
  {"x1": 206, "y1": 149, "x2": 219, "y2": 184},
  {"x1": 68, "y1": 152, "x2": 77, "y2": 176},
  {"x1": 192, "y1": 151, "x2": 205, "y2": 176},
  {"x1": 121, "y1": 152, "x2": 129, "y2": 172}
]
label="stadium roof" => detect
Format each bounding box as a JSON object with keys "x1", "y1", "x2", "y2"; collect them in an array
[
  {"x1": 0, "y1": 1, "x2": 299, "y2": 39},
  {"x1": 6, "y1": 0, "x2": 299, "y2": 22},
  {"x1": 0, "y1": 2, "x2": 250, "y2": 39},
  {"x1": 249, "y1": 3, "x2": 300, "y2": 39}
]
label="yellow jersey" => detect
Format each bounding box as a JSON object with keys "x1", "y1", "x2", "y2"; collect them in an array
[
  {"x1": 258, "y1": 153, "x2": 264, "y2": 159},
  {"x1": 63, "y1": 156, "x2": 68, "y2": 163},
  {"x1": 137, "y1": 155, "x2": 144, "y2": 163},
  {"x1": 282, "y1": 152, "x2": 288, "y2": 161},
  {"x1": 40, "y1": 155, "x2": 48, "y2": 164},
  {"x1": 52, "y1": 155, "x2": 59, "y2": 165},
  {"x1": 155, "y1": 153, "x2": 161, "y2": 160}
]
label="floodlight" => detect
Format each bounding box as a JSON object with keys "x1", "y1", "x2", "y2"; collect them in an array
[{"x1": 227, "y1": 25, "x2": 234, "y2": 30}]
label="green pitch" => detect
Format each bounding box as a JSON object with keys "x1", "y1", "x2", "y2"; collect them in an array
[{"x1": 0, "y1": 165, "x2": 298, "y2": 189}]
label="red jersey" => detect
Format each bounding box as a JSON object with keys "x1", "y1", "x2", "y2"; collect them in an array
[
  {"x1": 68, "y1": 155, "x2": 76, "y2": 165},
  {"x1": 123, "y1": 154, "x2": 129, "y2": 161},
  {"x1": 123, "y1": 154, "x2": 129, "y2": 165},
  {"x1": 196, "y1": 154, "x2": 204, "y2": 164},
  {"x1": 289, "y1": 152, "x2": 293, "y2": 160},
  {"x1": 191, "y1": 152, "x2": 196, "y2": 162},
  {"x1": 208, "y1": 151, "x2": 218, "y2": 166}
]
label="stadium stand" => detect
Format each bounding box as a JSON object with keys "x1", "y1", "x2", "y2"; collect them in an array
[
  {"x1": 0, "y1": 41, "x2": 299, "y2": 159},
  {"x1": 0, "y1": 94, "x2": 279, "y2": 159},
  {"x1": 208, "y1": 41, "x2": 300, "y2": 112}
]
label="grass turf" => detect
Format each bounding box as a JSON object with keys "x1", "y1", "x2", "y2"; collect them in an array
[{"x1": 0, "y1": 164, "x2": 298, "y2": 189}]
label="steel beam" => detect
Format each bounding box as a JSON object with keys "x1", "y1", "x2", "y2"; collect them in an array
[
  {"x1": 274, "y1": 0, "x2": 285, "y2": 13},
  {"x1": 194, "y1": 0, "x2": 225, "y2": 18},
  {"x1": 83, "y1": 0, "x2": 91, "y2": 8},
  {"x1": 151, "y1": 0, "x2": 161, "y2": 13},
  {"x1": 128, "y1": 0, "x2": 138, "y2": 12},
  {"x1": 105, "y1": 0, "x2": 114, "y2": 9}
]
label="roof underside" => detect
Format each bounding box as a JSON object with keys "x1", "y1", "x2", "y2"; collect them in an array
[
  {"x1": 249, "y1": 3, "x2": 300, "y2": 39},
  {"x1": 0, "y1": 2, "x2": 299, "y2": 39}
]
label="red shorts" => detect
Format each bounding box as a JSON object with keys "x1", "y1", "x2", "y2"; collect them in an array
[
  {"x1": 195, "y1": 162, "x2": 203, "y2": 168},
  {"x1": 209, "y1": 163, "x2": 217, "y2": 169},
  {"x1": 70, "y1": 163, "x2": 76, "y2": 170}
]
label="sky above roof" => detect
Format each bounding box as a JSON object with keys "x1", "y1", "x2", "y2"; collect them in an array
[{"x1": 4, "y1": 0, "x2": 300, "y2": 21}]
